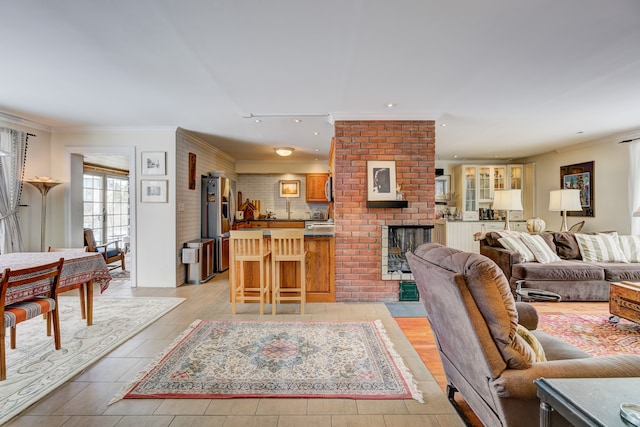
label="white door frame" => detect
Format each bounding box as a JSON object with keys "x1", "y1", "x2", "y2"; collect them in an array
[{"x1": 64, "y1": 145, "x2": 137, "y2": 287}]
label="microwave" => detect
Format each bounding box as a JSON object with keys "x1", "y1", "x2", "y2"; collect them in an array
[{"x1": 324, "y1": 176, "x2": 334, "y2": 202}]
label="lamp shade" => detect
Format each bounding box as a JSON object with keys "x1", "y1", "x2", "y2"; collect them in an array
[
  {"x1": 633, "y1": 206, "x2": 640, "y2": 217},
  {"x1": 493, "y1": 189, "x2": 523, "y2": 211},
  {"x1": 549, "y1": 189, "x2": 582, "y2": 211}
]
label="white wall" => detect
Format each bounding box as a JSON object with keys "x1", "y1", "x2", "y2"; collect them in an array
[
  {"x1": 519, "y1": 138, "x2": 631, "y2": 234},
  {"x1": 50, "y1": 128, "x2": 178, "y2": 287}
]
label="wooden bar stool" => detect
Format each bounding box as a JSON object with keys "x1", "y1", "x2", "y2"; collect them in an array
[
  {"x1": 229, "y1": 230, "x2": 271, "y2": 315},
  {"x1": 270, "y1": 229, "x2": 306, "y2": 315}
]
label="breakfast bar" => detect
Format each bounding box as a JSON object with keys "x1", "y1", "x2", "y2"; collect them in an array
[{"x1": 229, "y1": 227, "x2": 335, "y2": 303}]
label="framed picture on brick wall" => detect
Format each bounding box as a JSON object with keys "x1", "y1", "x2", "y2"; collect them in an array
[{"x1": 367, "y1": 161, "x2": 397, "y2": 201}]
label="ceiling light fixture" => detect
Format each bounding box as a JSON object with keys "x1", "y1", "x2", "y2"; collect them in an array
[
  {"x1": 274, "y1": 147, "x2": 295, "y2": 157},
  {"x1": 386, "y1": 103, "x2": 395, "y2": 108},
  {"x1": 294, "y1": 119, "x2": 302, "y2": 123}
]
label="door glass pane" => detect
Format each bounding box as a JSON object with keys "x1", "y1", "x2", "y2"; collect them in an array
[{"x1": 83, "y1": 172, "x2": 129, "y2": 247}]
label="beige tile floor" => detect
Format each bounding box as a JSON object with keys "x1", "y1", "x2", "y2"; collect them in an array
[{"x1": 5, "y1": 271, "x2": 464, "y2": 427}]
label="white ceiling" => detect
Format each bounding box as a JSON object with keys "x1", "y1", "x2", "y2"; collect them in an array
[{"x1": 2, "y1": 0, "x2": 640, "y2": 162}]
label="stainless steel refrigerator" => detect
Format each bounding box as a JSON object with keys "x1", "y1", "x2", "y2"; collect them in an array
[{"x1": 201, "y1": 173, "x2": 235, "y2": 272}]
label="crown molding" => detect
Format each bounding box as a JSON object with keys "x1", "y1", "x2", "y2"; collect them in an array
[
  {"x1": 328, "y1": 112, "x2": 441, "y2": 124},
  {"x1": 52, "y1": 126, "x2": 178, "y2": 134},
  {"x1": 0, "y1": 111, "x2": 52, "y2": 132}
]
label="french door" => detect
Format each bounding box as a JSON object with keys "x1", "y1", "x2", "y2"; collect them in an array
[{"x1": 83, "y1": 172, "x2": 130, "y2": 246}]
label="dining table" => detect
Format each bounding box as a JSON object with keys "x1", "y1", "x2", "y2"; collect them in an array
[{"x1": 0, "y1": 251, "x2": 112, "y2": 325}]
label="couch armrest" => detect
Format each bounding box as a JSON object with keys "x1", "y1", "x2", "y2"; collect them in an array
[
  {"x1": 480, "y1": 240, "x2": 521, "y2": 281},
  {"x1": 492, "y1": 355, "x2": 640, "y2": 399}
]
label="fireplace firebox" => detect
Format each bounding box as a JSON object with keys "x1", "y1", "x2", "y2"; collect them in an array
[{"x1": 382, "y1": 225, "x2": 433, "y2": 280}]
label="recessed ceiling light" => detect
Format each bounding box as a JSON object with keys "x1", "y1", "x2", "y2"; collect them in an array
[
  {"x1": 314, "y1": 148, "x2": 319, "y2": 152},
  {"x1": 453, "y1": 155, "x2": 458, "y2": 159},
  {"x1": 441, "y1": 123, "x2": 447, "y2": 127},
  {"x1": 386, "y1": 103, "x2": 396, "y2": 108},
  {"x1": 294, "y1": 119, "x2": 302, "y2": 123},
  {"x1": 274, "y1": 147, "x2": 295, "y2": 157},
  {"x1": 314, "y1": 131, "x2": 319, "y2": 135},
  {"x1": 255, "y1": 119, "x2": 262, "y2": 123},
  {"x1": 576, "y1": 131, "x2": 584, "y2": 134}
]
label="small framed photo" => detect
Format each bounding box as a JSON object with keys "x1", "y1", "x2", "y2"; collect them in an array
[
  {"x1": 279, "y1": 180, "x2": 300, "y2": 197},
  {"x1": 141, "y1": 180, "x2": 168, "y2": 203},
  {"x1": 367, "y1": 160, "x2": 397, "y2": 201},
  {"x1": 141, "y1": 151, "x2": 166, "y2": 175}
]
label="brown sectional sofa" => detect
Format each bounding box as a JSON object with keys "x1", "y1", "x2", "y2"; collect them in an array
[{"x1": 480, "y1": 231, "x2": 640, "y2": 301}]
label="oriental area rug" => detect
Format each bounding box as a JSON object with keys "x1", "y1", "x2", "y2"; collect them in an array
[
  {"x1": 0, "y1": 296, "x2": 185, "y2": 425},
  {"x1": 538, "y1": 314, "x2": 640, "y2": 356},
  {"x1": 112, "y1": 319, "x2": 423, "y2": 403}
]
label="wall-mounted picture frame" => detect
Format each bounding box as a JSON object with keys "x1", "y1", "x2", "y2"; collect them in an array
[
  {"x1": 560, "y1": 161, "x2": 594, "y2": 217},
  {"x1": 188, "y1": 152, "x2": 197, "y2": 190},
  {"x1": 141, "y1": 151, "x2": 166, "y2": 175},
  {"x1": 141, "y1": 180, "x2": 168, "y2": 203},
  {"x1": 435, "y1": 175, "x2": 451, "y2": 203},
  {"x1": 367, "y1": 160, "x2": 397, "y2": 201},
  {"x1": 279, "y1": 180, "x2": 300, "y2": 197}
]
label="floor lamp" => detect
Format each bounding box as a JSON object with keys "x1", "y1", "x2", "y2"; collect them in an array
[
  {"x1": 549, "y1": 189, "x2": 582, "y2": 232},
  {"x1": 25, "y1": 177, "x2": 61, "y2": 251},
  {"x1": 493, "y1": 189, "x2": 523, "y2": 231}
]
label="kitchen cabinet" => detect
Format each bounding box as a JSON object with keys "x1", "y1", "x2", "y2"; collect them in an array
[
  {"x1": 306, "y1": 173, "x2": 329, "y2": 202},
  {"x1": 455, "y1": 164, "x2": 528, "y2": 221},
  {"x1": 433, "y1": 220, "x2": 527, "y2": 253}
]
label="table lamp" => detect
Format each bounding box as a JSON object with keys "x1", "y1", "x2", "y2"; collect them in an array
[
  {"x1": 549, "y1": 189, "x2": 582, "y2": 232},
  {"x1": 24, "y1": 176, "x2": 62, "y2": 251},
  {"x1": 493, "y1": 189, "x2": 523, "y2": 231}
]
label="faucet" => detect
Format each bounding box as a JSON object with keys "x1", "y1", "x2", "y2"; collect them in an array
[{"x1": 286, "y1": 199, "x2": 291, "y2": 219}]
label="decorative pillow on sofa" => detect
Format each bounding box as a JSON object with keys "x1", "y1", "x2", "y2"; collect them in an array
[
  {"x1": 520, "y1": 233, "x2": 561, "y2": 264},
  {"x1": 553, "y1": 232, "x2": 582, "y2": 260},
  {"x1": 498, "y1": 236, "x2": 536, "y2": 262},
  {"x1": 516, "y1": 324, "x2": 547, "y2": 362},
  {"x1": 575, "y1": 233, "x2": 629, "y2": 263},
  {"x1": 618, "y1": 235, "x2": 640, "y2": 263}
]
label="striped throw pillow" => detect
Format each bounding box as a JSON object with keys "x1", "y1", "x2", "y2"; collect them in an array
[
  {"x1": 520, "y1": 233, "x2": 561, "y2": 264},
  {"x1": 618, "y1": 235, "x2": 640, "y2": 263},
  {"x1": 498, "y1": 236, "x2": 536, "y2": 262},
  {"x1": 575, "y1": 233, "x2": 629, "y2": 263}
]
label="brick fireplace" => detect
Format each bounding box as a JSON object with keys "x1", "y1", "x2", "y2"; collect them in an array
[{"x1": 332, "y1": 120, "x2": 436, "y2": 302}]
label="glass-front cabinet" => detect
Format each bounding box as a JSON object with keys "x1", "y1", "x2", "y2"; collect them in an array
[{"x1": 455, "y1": 164, "x2": 524, "y2": 221}]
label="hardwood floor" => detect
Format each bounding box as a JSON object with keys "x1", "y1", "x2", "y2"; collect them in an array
[{"x1": 395, "y1": 301, "x2": 611, "y2": 426}]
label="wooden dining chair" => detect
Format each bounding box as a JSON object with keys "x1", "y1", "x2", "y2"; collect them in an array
[
  {"x1": 48, "y1": 246, "x2": 88, "y2": 320},
  {"x1": 1, "y1": 258, "x2": 64, "y2": 381}
]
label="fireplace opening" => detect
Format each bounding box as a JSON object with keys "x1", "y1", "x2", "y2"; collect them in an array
[{"x1": 382, "y1": 225, "x2": 433, "y2": 279}]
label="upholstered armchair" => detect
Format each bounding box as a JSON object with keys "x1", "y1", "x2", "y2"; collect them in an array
[
  {"x1": 406, "y1": 243, "x2": 640, "y2": 427},
  {"x1": 83, "y1": 229, "x2": 125, "y2": 271}
]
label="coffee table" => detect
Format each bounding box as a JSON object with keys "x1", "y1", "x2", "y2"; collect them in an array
[
  {"x1": 535, "y1": 377, "x2": 640, "y2": 427},
  {"x1": 610, "y1": 281, "x2": 640, "y2": 324}
]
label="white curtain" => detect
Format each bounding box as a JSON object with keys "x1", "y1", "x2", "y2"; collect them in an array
[
  {"x1": 630, "y1": 140, "x2": 640, "y2": 235},
  {"x1": 0, "y1": 128, "x2": 28, "y2": 253}
]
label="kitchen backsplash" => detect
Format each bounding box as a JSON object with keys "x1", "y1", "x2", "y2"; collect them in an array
[{"x1": 237, "y1": 174, "x2": 329, "y2": 220}]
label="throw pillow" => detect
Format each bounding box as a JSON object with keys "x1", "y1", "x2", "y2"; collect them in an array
[
  {"x1": 618, "y1": 235, "x2": 640, "y2": 263},
  {"x1": 520, "y1": 233, "x2": 561, "y2": 264},
  {"x1": 575, "y1": 233, "x2": 629, "y2": 263},
  {"x1": 553, "y1": 232, "x2": 582, "y2": 260},
  {"x1": 516, "y1": 324, "x2": 547, "y2": 362},
  {"x1": 498, "y1": 236, "x2": 536, "y2": 262}
]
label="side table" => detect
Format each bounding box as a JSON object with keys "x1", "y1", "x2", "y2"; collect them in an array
[{"x1": 535, "y1": 377, "x2": 640, "y2": 427}]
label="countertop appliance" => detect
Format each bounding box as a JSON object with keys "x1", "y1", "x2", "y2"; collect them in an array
[{"x1": 201, "y1": 173, "x2": 236, "y2": 272}]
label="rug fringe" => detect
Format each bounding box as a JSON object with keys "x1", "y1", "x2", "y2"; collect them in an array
[
  {"x1": 108, "y1": 319, "x2": 203, "y2": 405},
  {"x1": 373, "y1": 319, "x2": 424, "y2": 403}
]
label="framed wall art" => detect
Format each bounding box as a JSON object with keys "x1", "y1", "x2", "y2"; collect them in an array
[
  {"x1": 141, "y1": 180, "x2": 168, "y2": 203},
  {"x1": 141, "y1": 151, "x2": 166, "y2": 175},
  {"x1": 367, "y1": 160, "x2": 397, "y2": 201},
  {"x1": 279, "y1": 180, "x2": 300, "y2": 197},
  {"x1": 435, "y1": 175, "x2": 451, "y2": 204},
  {"x1": 560, "y1": 161, "x2": 594, "y2": 217},
  {"x1": 188, "y1": 152, "x2": 197, "y2": 190}
]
